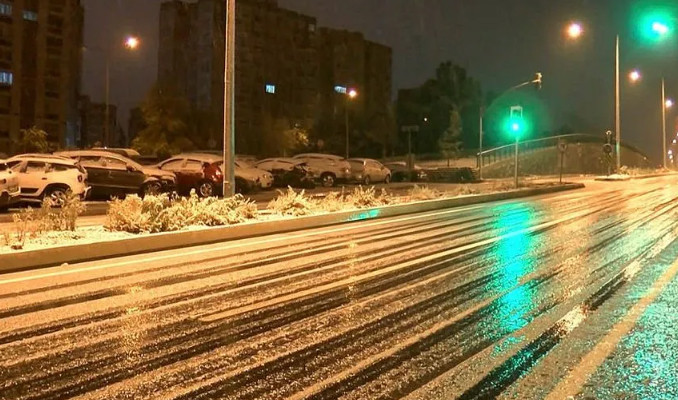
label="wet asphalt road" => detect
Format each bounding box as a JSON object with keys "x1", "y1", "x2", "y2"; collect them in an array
[{"x1": 2, "y1": 176, "x2": 678, "y2": 399}]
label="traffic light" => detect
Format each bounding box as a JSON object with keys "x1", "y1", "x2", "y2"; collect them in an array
[
  {"x1": 508, "y1": 106, "x2": 525, "y2": 138},
  {"x1": 533, "y1": 73, "x2": 543, "y2": 90},
  {"x1": 635, "y1": 6, "x2": 675, "y2": 43}
]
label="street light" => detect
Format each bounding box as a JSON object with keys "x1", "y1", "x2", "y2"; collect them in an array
[
  {"x1": 222, "y1": 0, "x2": 236, "y2": 197},
  {"x1": 629, "y1": 69, "x2": 642, "y2": 83},
  {"x1": 98, "y1": 35, "x2": 140, "y2": 147},
  {"x1": 345, "y1": 88, "x2": 358, "y2": 159},
  {"x1": 566, "y1": 22, "x2": 583, "y2": 39},
  {"x1": 661, "y1": 79, "x2": 674, "y2": 169}
]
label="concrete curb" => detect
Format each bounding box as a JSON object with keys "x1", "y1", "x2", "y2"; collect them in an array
[
  {"x1": 0, "y1": 183, "x2": 584, "y2": 273},
  {"x1": 594, "y1": 172, "x2": 678, "y2": 182}
]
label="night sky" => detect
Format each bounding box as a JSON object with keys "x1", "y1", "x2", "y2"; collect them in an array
[{"x1": 82, "y1": 0, "x2": 678, "y2": 162}]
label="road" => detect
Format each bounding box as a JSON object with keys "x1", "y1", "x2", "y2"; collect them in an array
[{"x1": 1, "y1": 176, "x2": 678, "y2": 399}]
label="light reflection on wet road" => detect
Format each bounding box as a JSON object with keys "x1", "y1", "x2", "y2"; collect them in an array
[{"x1": 2, "y1": 177, "x2": 678, "y2": 399}]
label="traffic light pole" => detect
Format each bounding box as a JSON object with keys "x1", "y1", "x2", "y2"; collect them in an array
[
  {"x1": 222, "y1": 0, "x2": 236, "y2": 197},
  {"x1": 478, "y1": 73, "x2": 542, "y2": 180},
  {"x1": 514, "y1": 137, "x2": 519, "y2": 189}
]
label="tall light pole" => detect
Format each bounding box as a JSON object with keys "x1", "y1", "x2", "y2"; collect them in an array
[
  {"x1": 345, "y1": 89, "x2": 358, "y2": 159},
  {"x1": 662, "y1": 79, "x2": 673, "y2": 169},
  {"x1": 100, "y1": 35, "x2": 140, "y2": 147},
  {"x1": 615, "y1": 35, "x2": 621, "y2": 171},
  {"x1": 222, "y1": 0, "x2": 236, "y2": 197}
]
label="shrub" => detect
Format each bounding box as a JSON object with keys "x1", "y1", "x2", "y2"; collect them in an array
[
  {"x1": 105, "y1": 191, "x2": 258, "y2": 234},
  {"x1": 314, "y1": 189, "x2": 347, "y2": 213},
  {"x1": 268, "y1": 187, "x2": 315, "y2": 216},
  {"x1": 346, "y1": 186, "x2": 391, "y2": 209},
  {"x1": 408, "y1": 185, "x2": 441, "y2": 201},
  {"x1": 0, "y1": 195, "x2": 86, "y2": 250}
]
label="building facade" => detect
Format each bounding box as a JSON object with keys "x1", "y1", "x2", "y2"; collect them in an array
[
  {"x1": 78, "y1": 95, "x2": 121, "y2": 148},
  {"x1": 0, "y1": 0, "x2": 83, "y2": 154},
  {"x1": 158, "y1": 0, "x2": 391, "y2": 157}
]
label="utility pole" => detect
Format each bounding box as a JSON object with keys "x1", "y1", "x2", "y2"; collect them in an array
[
  {"x1": 401, "y1": 125, "x2": 419, "y2": 180},
  {"x1": 222, "y1": 0, "x2": 236, "y2": 197},
  {"x1": 615, "y1": 35, "x2": 621, "y2": 171}
]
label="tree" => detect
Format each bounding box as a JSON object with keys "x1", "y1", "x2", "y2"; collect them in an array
[
  {"x1": 396, "y1": 62, "x2": 481, "y2": 155},
  {"x1": 18, "y1": 127, "x2": 50, "y2": 153},
  {"x1": 132, "y1": 82, "x2": 193, "y2": 158},
  {"x1": 365, "y1": 108, "x2": 397, "y2": 158},
  {"x1": 438, "y1": 109, "x2": 463, "y2": 167},
  {"x1": 260, "y1": 114, "x2": 310, "y2": 157}
]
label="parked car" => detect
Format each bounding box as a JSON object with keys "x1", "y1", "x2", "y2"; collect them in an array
[
  {"x1": 0, "y1": 159, "x2": 20, "y2": 210},
  {"x1": 92, "y1": 147, "x2": 141, "y2": 160},
  {"x1": 56, "y1": 150, "x2": 176, "y2": 198},
  {"x1": 348, "y1": 158, "x2": 392, "y2": 185},
  {"x1": 6, "y1": 155, "x2": 89, "y2": 206},
  {"x1": 292, "y1": 153, "x2": 351, "y2": 187},
  {"x1": 384, "y1": 161, "x2": 429, "y2": 182},
  {"x1": 254, "y1": 158, "x2": 316, "y2": 188},
  {"x1": 156, "y1": 153, "x2": 273, "y2": 196}
]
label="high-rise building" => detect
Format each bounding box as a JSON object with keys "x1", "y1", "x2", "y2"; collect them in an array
[
  {"x1": 78, "y1": 95, "x2": 121, "y2": 148},
  {"x1": 158, "y1": 0, "x2": 391, "y2": 156},
  {"x1": 0, "y1": 0, "x2": 83, "y2": 154}
]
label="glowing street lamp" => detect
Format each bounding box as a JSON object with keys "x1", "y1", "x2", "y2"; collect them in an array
[
  {"x1": 345, "y1": 89, "x2": 358, "y2": 158},
  {"x1": 124, "y1": 36, "x2": 140, "y2": 50},
  {"x1": 666, "y1": 99, "x2": 674, "y2": 109},
  {"x1": 629, "y1": 70, "x2": 642, "y2": 83},
  {"x1": 566, "y1": 22, "x2": 583, "y2": 39}
]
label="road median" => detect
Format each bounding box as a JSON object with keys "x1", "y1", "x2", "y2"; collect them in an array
[{"x1": 0, "y1": 183, "x2": 584, "y2": 273}]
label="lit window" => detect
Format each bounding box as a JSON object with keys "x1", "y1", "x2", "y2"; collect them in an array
[
  {"x1": 23, "y1": 10, "x2": 37, "y2": 21},
  {"x1": 265, "y1": 84, "x2": 276, "y2": 94},
  {"x1": 0, "y1": 3, "x2": 11, "y2": 17},
  {"x1": 0, "y1": 71, "x2": 13, "y2": 85},
  {"x1": 334, "y1": 86, "x2": 347, "y2": 94}
]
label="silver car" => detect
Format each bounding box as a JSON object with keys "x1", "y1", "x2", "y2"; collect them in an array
[
  {"x1": 348, "y1": 158, "x2": 392, "y2": 185},
  {"x1": 293, "y1": 153, "x2": 352, "y2": 187}
]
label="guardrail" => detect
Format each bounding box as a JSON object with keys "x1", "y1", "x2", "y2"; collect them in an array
[{"x1": 476, "y1": 134, "x2": 650, "y2": 168}]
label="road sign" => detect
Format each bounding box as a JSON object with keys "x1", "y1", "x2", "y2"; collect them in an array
[
  {"x1": 558, "y1": 140, "x2": 568, "y2": 153},
  {"x1": 603, "y1": 144, "x2": 613, "y2": 154}
]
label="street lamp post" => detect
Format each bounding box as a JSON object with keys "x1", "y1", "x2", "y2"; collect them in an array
[
  {"x1": 662, "y1": 79, "x2": 674, "y2": 169},
  {"x1": 345, "y1": 89, "x2": 358, "y2": 159},
  {"x1": 222, "y1": 0, "x2": 236, "y2": 197},
  {"x1": 97, "y1": 36, "x2": 140, "y2": 147},
  {"x1": 615, "y1": 35, "x2": 621, "y2": 171}
]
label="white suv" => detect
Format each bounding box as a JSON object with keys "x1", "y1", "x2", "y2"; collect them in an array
[
  {"x1": 293, "y1": 153, "x2": 352, "y2": 187},
  {"x1": 0, "y1": 159, "x2": 20, "y2": 210},
  {"x1": 7, "y1": 155, "x2": 90, "y2": 205}
]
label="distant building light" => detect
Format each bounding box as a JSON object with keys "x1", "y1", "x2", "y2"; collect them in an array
[
  {"x1": 334, "y1": 86, "x2": 347, "y2": 94},
  {"x1": 265, "y1": 84, "x2": 276, "y2": 94},
  {"x1": 23, "y1": 10, "x2": 37, "y2": 21},
  {"x1": 0, "y1": 71, "x2": 13, "y2": 85},
  {"x1": 0, "y1": 3, "x2": 11, "y2": 16}
]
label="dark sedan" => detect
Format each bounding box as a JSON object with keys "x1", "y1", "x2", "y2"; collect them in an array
[{"x1": 254, "y1": 158, "x2": 316, "y2": 189}]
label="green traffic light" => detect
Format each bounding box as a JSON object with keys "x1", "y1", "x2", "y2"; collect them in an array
[{"x1": 635, "y1": 6, "x2": 675, "y2": 43}]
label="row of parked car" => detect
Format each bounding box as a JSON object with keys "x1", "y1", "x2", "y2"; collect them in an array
[{"x1": 0, "y1": 148, "x2": 429, "y2": 208}]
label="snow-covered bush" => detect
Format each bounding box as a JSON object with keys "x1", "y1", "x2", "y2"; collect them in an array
[
  {"x1": 408, "y1": 185, "x2": 441, "y2": 201},
  {"x1": 267, "y1": 187, "x2": 315, "y2": 216},
  {"x1": 314, "y1": 189, "x2": 347, "y2": 213},
  {"x1": 105, "y1": 192, "x2": 258, "y2": 234},
  {"x1": 346, "y1": 186, "x2": 391, "y2": 209}
]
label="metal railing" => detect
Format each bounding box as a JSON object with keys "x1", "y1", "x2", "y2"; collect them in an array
[{"x1": 476, "y1": 133, "x2": 649, "y2": 168}]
